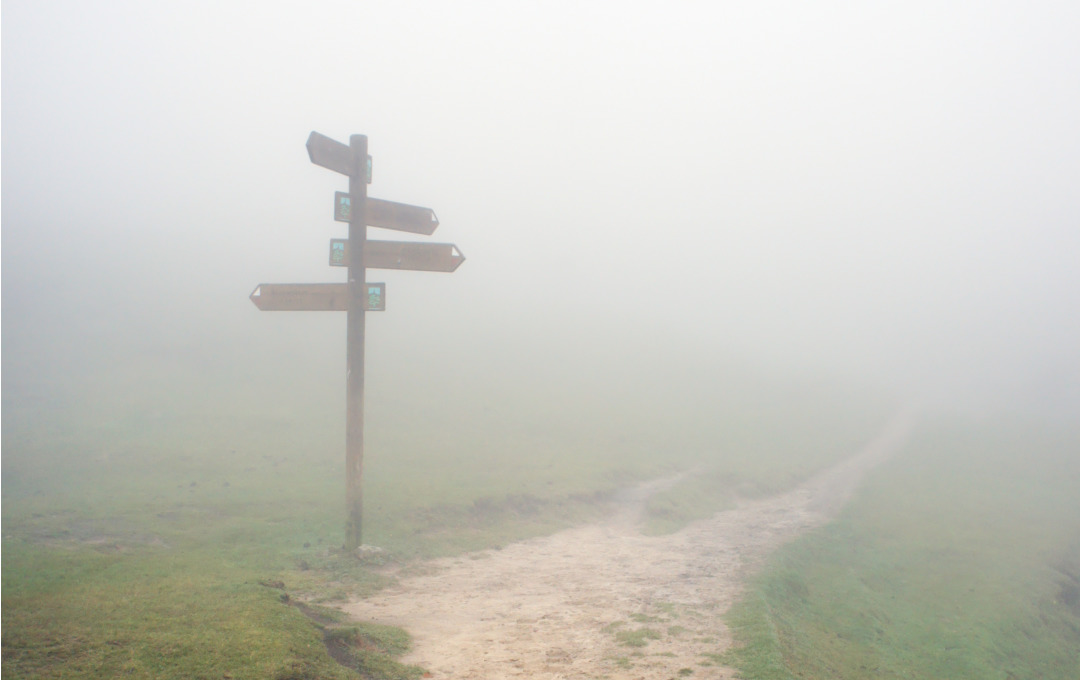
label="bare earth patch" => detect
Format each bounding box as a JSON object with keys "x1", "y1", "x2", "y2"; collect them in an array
[{"x1": 341, "y1": 413, "x2": 913, "y2": 679}]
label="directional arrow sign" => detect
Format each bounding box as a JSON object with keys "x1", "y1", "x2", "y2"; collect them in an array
[
  {"x1": 251, "y1": 283, "x2": 348, "y2": 310},
  {"x1": 366, "y1": 198, "x2": 439, "y2": 235},
  {"x1": 250, "y1": 283, "x2": 385, "y2": 311},
  {"x1": 307, "y1": 131, "x2": 354, "y2": 176},
  {"x1": 328, "y1": 240, "x2": 465, "y2": 272},
  {"x1": 367, "y1": 241, "x2": 464, "y2": 272}
]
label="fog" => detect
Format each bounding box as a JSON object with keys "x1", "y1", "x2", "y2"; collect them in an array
[{"x1": 4, "y1": 0, "x2": 1080, "y2": 426}]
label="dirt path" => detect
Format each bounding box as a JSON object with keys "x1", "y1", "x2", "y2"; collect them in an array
[{"x1": 341, "y1": 413, "x2": 914, "y2": 679}]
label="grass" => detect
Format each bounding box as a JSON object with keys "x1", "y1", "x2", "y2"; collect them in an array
[
  {"x1": 1, "y1": 345, "x2": 894, "y2": 679},
  {"x1": 614, "y1": 627, "x2": 663, "y2": 648},
  {"x1": 722, "y1": 415, "x2": 1080, "y2": 679},
  {"x1": 1, "y1": 548, "x2": 352, "y2": 679},
  {"x1": 605, "y1": 603, "x2": 693, "y2": 651}
]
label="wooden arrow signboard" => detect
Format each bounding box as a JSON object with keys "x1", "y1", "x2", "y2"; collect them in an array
[
  {"x1": 306, "y1": 132, "x2": 353, "y2": 176},
  {"x1": 367, "y1": 198, "x2": 439, "y2": 235},
  {"x1": 252, "y1": 131, "x2": 464, "y2": 552},
  {"x1": 250, "y1": 283, "x2": 385, "y2": 311},
  {"x1": 309, "y1": 132, "x2": 371, "y2": 182},
  {"x1": 334, "y1": 194, "x2": 438, "y2": 234},
  {"x1": 328, "y1": 239, "x2": 465, "y2": 272}
]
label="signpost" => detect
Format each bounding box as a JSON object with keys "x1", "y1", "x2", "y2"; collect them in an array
[{"x1": 252, "y1": 132, "x2": 463, "y2": 550}]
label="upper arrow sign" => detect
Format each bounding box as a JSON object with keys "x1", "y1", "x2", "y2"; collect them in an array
[
  {"x1": 367, "y1": 198, "x2": 439, "y2": 235},
  {"x1": 307, "y1": 131, "x2": 354, "y2": 176}
]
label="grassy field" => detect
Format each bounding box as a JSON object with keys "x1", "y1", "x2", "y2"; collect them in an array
[
  {"x1": 723, "y1": 415, "x2": 1080, "y2": 679},
  {"x1": 1, "y1": 353, "x2": 892, "y2": 679},
  {"x1": 8, "y1": 342, "x2": 1077, "y2": 680}
]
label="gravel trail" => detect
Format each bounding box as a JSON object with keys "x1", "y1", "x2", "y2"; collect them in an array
[{"x1": 342, "y1": 413, "x2": 913, "y2": 679}]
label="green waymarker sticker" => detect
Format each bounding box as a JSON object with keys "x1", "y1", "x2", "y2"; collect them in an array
[
  {"x1": 330, "y1": 239, "x2": 347, "y2": 266},
  {"x1": 367, "y1": 284, "x2": 384, "y2": 310},
  {"x1": 366, "y1": 155, "x2": 373, "y2": 184},
  {"x1": 335, "y1": 192, "x2": 352, "y2": 222}
]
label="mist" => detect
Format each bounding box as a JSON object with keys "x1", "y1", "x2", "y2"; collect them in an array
[
  {"x1": 4, "y1": 0, "x2": 1080, "y2": 434},
  {"x1": 6, "y1": 5, "x2": 1080, "y2": 679}
]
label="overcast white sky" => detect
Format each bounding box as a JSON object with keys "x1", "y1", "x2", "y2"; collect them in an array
[{"x1": 4, "y1": 0, "x2": 1079, "y2": 415}]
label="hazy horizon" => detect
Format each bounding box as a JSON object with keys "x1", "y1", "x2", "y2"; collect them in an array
[{"x1": 4, "y1": 0, "x2": 1079, "y2": 423}]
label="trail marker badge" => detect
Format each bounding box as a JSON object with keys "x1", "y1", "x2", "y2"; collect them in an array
[
  {"x1": 330, "y1": 238, "x2": 348, "y2": 266},
  {"x1": 335, "y1": 192, "x2": 352, "y2": 222},
  {"x1": 364, "y1": 283, "x2": 385, "y2": 311}
]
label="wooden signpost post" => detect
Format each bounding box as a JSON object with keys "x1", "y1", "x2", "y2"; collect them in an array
[{"x1": 250, "y1": 132, "x2": 464, "y2": 550}]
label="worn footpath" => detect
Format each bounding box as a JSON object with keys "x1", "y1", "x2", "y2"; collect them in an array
[{"x1": 342, "y1": 414, "x2": 913, "y2": 679}]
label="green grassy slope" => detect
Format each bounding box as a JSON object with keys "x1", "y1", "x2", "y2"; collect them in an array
[
  {"x1": 2, "y1": 356, "x2": 891, "y2": 679},
  {"x1": 724, "y1": 416, "x2": 1080, "y2": 679}
]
